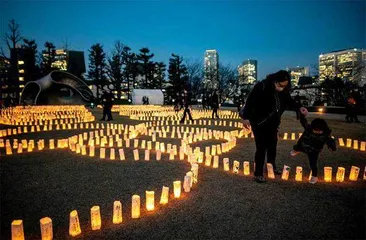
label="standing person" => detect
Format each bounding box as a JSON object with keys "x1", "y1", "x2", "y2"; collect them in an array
[
  {"x1": 180, "y1": 89, "x2": 194, "y2": 123},
  {"x1": 290, "y1": 114, "x2": 337, "y2": 184},
  {"x1": 294, "y1": 92, "x2": 302, "y2": 120},
  {"x1": 345, "y1": 93, "x2": 357, "y2": 123},
  {"x1": 240, "y1": 70, "x2": 308, "y2": 183},
  {"x1": 211, "y1": 90, "x2": 220, "y2": 119},
  {"x1": 100, "y1": 90, "x2": 114, "y2": 121}
]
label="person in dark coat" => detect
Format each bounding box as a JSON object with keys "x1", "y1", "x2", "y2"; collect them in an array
[
  {"x1": 180, "y1": 89, "x2": 194, "y2": 123},
  {"x1": 240, "y1": 70, "x2": 308, "y2": 183},
  {"x1": 211, "y1": 90, "x2": 220, "y2": 119},
  {"x1": 290, "y1": 115, "x2": 337, "y2": 184},
  {"x1": 294, "y1": 92, "x2": 302, "y2": 120},
  {"x1": 100, "y1": 91, "x2": 114, "y2": 121}
]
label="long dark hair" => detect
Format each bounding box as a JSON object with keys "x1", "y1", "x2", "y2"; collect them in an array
[{"x1": 265, "y1": 70, "x2": 291, "y2": 91}]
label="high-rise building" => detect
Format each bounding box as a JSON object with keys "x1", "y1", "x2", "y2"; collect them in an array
[
  {"x1": 319, "y1": 48, "x2": 365, "y2": 83},
  {"x1": 0, "y1": 56, "x2": 10, "y2": 102},
  {"x1": 204, "y1": 50, "x2": 219, "y2": 90},
  {"x1": 237, "y1": 59, "x2": 257, "y2": 85},
  {"x1": 286, "y1": 66, "x2": 310, "y2": 86}
]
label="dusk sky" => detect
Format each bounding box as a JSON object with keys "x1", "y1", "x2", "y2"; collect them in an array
[{"x1": 2, "y1": 0, "x2": 365, "y2": 80}]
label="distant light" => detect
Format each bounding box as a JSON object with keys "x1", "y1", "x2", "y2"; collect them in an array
[
  {"x1": 318, "y1": 108, "x2": 324, "y2": 113},
  {"x1": 354, "y1": 48, "x2": 357, "y2": 51}
]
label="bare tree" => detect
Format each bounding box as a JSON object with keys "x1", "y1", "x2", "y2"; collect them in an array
[
  {"x1": 218, "y1": 63, "x2": 238, "y2": 101},
  {"x1": 107, "y1": 40, "x2": 125, "y2": 99},
  {"x1": 185, "y1": 58, "x2": 203, "y2": 97},
  {"x1": 4, "y1": 19, "x2": 22, "y2": 51}
]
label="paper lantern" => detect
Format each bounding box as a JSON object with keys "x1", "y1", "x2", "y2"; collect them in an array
[
  {"x1": 346, "y1": 138, "x2": 352, "y2": 148},
  {"x1": 113, "y1": 201, "x2": 123, "y2": 224},
  {"x1": 283, "y1": 133, "x2": 288, "y2": 140},
  {"x1": 49, "y1": 139, "x2": 55, "y2": 150},
  {"x1": 169, "y1": 149, "x2": 175, "y2": 160},
  {"x1": 191, "y1": 164, "x2": 199, "y2": 183},
  {"x1": 118, "y1": 148, "x2": 125, "y2": 160},
  {"x1": 186, "y1": 172, "x2": 193, "y2": 187},
  {"x1": 324, "y1": 167, "x2": 332, "y2": 182},
  {"x1": 360, "y1": 142, "x2": 365, "y2": 151},
  {"x1": 40, "y1": 217, "x2": 53, "y2": 240},
  {"x1": 90, "y1": 206, "x2": 101, "y2": 230},
  {"x1": 349, "y1": 166, "x2": 360, "y2": 181},
  {"x1": 134, "y1": 139, "x2": 139, "y2": 148},
  {"x1": 205, "y1": 146, "x2": 210, "y2": 156},
  {"x1": 6, "y1": 145, "x2": 12, "y2": 155},
  {"x1": 173, "y1": 181, "x2": 181, "y2": 198},
  {"x1": 223, "y1": 158, "x2": 230, "y2": 171},
  {"x1": 291, "y1": 133, "x2": 296, "y2": 140},
  {"x1": 89, "y1": 146, "x2": 95, "y2": 157},
  {"x1": 160, "y1": 142, "x2": 165, "y2": 152},
  {"x1": 17, "y1": 144, "x2": 23, "y2": 154},
  {"x1": 363, "y1": 167, "x2": 366, "y2": 180},
  {"x1": 183, "y1": 175, "x2": 191, "y2": 192},
  {"x1": 353, "y1": 140, "x2": 358, "y2": 150},
  {"x1": 147, "y1": 141, "x2": 152, "y2": 150},
  {"x1": 205, "y1": 155, "x2": 212, "y2": 166},
  {"x1": 233, "y1": 161, "x2": 240, "y2": 174},
  {"x1": 146, "y1": 191, "x2": 155, "y2": 211},
  {"x1": 160, "y1": 186, "x2": 169, "y2": 204},
  {"x1": 131, "y1": 195, "x2": 141, "y2": 218},
  {"x1": 281, "y1": 165, "x2": 290, "y2": 180},
  {"x1": 213, "y1": 156, "x2": 219, "y2": 168},
  {"x1": 125, "y1": 139, "x2": 130, "y2": 148},
  {"x1": 336, "y1": 167, "x2": 345, "y2": 182},
  {"x1": 267, "y1": 163, "x2": 275, "y2": 179},
  {"x1": 100, "y1": 148, "x2": 106, "y2": 159},
  {"x1": 81, "y1": 145, "x2": 86, "y2": 155},
  {"x1": 211, "y1": 145, "x2": 216, "y2": 155},
  {"x1": 11, "y1": 220, "x2": 24, "y2": 240},
  {"x1": 69, "y1": 210, "x2": 81, "y2": 236},
  {"x1": 110, "y1": 148, "x2": 115, "y2": 160},
  {"x1": 133, "y1": 149, "x2": 139, "y2": 160},
  {"x1": 295, "y1": 167, "x2": 303, "y2": 181}
]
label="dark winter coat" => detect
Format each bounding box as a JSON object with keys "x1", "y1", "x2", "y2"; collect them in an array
[{"x1": 294, "y1": 115, "x2": 337, "y2": 154}]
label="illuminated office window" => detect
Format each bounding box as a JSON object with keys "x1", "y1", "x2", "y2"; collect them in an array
[
  {"x1": 18, "y1": 60, "x2": 24, "y2": 65},
  {"x1": 19, "y1": 69, "x2": 24, "y2": 73},
  {"x1": 19, "y1": 77, "x2": 24, "y2": 81}
]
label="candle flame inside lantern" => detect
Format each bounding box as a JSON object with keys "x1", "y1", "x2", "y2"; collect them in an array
[
  {"x1": 146, "y1": 191, "x2": 155, "y2": 211},
  {"x1": 173, "y1": 181, "x2": 181, "y2": 198},
  {"x1": 40, "y1": 217, "x2": 53, "y2": 240},
  {"x1": 324, "y1": 167, "x2": 332, "y2": 182},
  {"x1": 336, "y1": 167, "x2": 345, "y2": 182},
  {"x1": 131, "y1": 195, "x2": 140, "y2": 218},
  {"x1": 243, "y1": 161, "x2": 250, "y2": 175},
  {"x1": 113, "y1": 201, "x2": 123, "y2": 224},
  {"x1": 295, "y1": 166, "x2": 303, "y2": 181},
  {"x1": 349, "y1": 166, "x2": 360, "y2": 181},
  {"x1": 160, "y1": 186, "x2": 169, "y2": 204},
  {"x1": 69, "y1": 210, "x2": 81, "y2": 236},
  {"x1": 11, "y1": 220, "x2": 25, "y2": 240}
]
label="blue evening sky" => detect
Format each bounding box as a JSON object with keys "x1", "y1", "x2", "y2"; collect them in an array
[{"x1": 2, "y1": 0, "x2": 365, "y2": 79}]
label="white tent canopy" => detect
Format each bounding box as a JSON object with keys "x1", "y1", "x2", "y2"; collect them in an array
[{"x1": 131, "y1": 89, "x2": 164, "y2": 105}]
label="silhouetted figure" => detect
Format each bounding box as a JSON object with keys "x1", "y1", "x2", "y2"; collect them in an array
[
  {"x1": 294, "y1": 92, "x2": 302, "y2": 120},
  {"x1": 211, "y1": 90, "x2": 220, "y2": 119},
  {"x1": 100, "y1": 91, "x2": 113, "y2": 121},
  {"x1": 180, "y1": 89, "x2": 193, "y2": 123}
]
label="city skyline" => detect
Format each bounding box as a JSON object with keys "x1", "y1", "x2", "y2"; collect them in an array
[{"x1": 2, "y1": 1, "x2": 365, "y2": 80}]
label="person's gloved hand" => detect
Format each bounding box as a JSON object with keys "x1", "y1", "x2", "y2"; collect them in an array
[{"x1": 300, "y1": 107, "x2": 308, "y2": 116}]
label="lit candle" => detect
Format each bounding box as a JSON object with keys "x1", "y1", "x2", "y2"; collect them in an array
[
  {"x1": 283, "y1": 133, "x2": 288, "y2": 140},
  {"x1": 90, "y1": 206, "x2": 101, "y2": 230},
  {"x1": 281, "y1": 165, "x2": 290, "y2": 180},
  {"x1": 156, "y1": 150, "x2": 161, "y2": 160},
  {"x1": 213, "y1": 156, "x2": 219, "y2": 168},
  {"x1": 113, "y1": 201, "x2": 123, "y2": 224},
  {"x1": 145, "y1": 149, "x2": 150, "y2": 161},
  {"x1": 205, "y1": 155, "x2": 212, "y2": 166},
  {"x1": 183, "y1": 175, "x2": 191, "y2": 192},
  {"x1": 69, "y1": 210, "x2": 81, "y2": 236},
  {"x1": 223, "y1": 158, "x2": 230, "y2": 171},
  {"x1": 40, "y1": 217, "x2": 53, "y2": 240},
  {"x1": 291, "y1": 133, "x2": 295, "y2": 140},
  {"x1": 295, "y1": 166, "x2": 303, "y2": 181},
  {"x1": 360, "y1": 141, "x2": 365, "y2": 151},
  {"x1": 146, "y1": 191, "x2": 155, "y2": 211},
  {"x1": 131, "y1": 195, "x2": 140, "y2": 218},
  {"x1": 11, "y1": 220, "x2": 25, "y2": 240},
  {"x1": 349, "y1": 166, "x2": 360, "y2": 181},
  {"x1": 346, "y1": 138, "x2": 352, "y2": 148},
  {"x1": 353, "y1": 140, "x2": 358, "y2": 150},
  {"x1": 133, "y1": 149, "x2": 139, "y2": 160},
  {"x1": 191, "y1": 164, "x2": 199, "y2": 184},
  {"x1": 100, "y1": 148, "x2": 106, "y2": 159},
  {"x1": 336, "y1": 167, "x2": 345, "y2": 182},
  {"x1": 160, "y1": 186, "x2": 169, "y2": 204},
  {"x1": 119, "y1": 148, "x2": 125, "y2": 160},
  {"x1": 110, "y1": 148, "x2": 115, "y2": 160},
  {"x1": 173, "y1": 181, "x2": 181, "y2": 198},
  {"x1": 324, "y1": 167, "x2": 332, "y2": 182},
  {"x1": 267, "y1": 163, "x2": 275, "y2": 179},
  {"x1": 233, "y1": 160, "x2": 240, "y2": 174}
]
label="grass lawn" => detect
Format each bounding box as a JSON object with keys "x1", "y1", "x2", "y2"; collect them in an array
[{"x1": 1, "y1": 107, "x2": 365, "y2": 240}]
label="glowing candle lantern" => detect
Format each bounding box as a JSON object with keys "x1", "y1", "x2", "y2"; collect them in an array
[
  {"x1": 49, "y1": 139, "x2": 55, "y2": 149},
  {"x1": 160, "y1": 186, "x2": 169, "y2": 204},
  {"x1": 132, "y1": 149, "x2": 139, "y2": 160},
  {"x1": 117, "y1": 139, "x2": 122, "y2": 148},
  {"x1": 233, "y1": 161, "x2": 240, "y2": 174},
  {"x1": 131, "y1": 195, "x2": 140, "y2": 219},
  {"x1": 108, "y1": 137, "x2": 114, "y2": 147},
  {"x1": 17, "y1": 144, "x2": 23, "y2": 154},
  {"x1": 40, "y1": 217, "x2": 53, "y2": 240},
  {"x1": 141, "y1": 140, "x2": 146, "y2": 149},
  {"x1": 173, "y1": 181, "x2": 181, "y2": 198},
  {"x1": 110, "y1": 148, "x2": 115, "y2": 160},
  {"x1": 146, "y1": 191, "x2": 155, "y2": 211},
  {"x1": 89, "y1": 146, "x2": 95, "y2": 157},
  {"x1": 211, "y1": 146, "x2": 216, "y2": 155},
  {"x1": 179, "y1": 147, "x2": 185, "y2": 160},
  {"x1": 349, "y1": 166, "x2": 360, "y2": 181},
  {"x1": 360, "y1": 142, "x2": 366, "y2": 151},
  {"x1": 147, "y1": 141, "x2": 152, "y2": 150},
  {"x1": 267, "y1": 163, "x2": 275, "y2": 179},
  {"x1": 213, "y1": 156, "x2": 219, "y2": 168},
  {"x1": 113, "y1": 201, "x2": 123, "y2": 224},
  {"x1": 81, "y1": 145, "x2": 87, "y2": 155},
  {"x1": 346, "y1": 138, "x2": 352, "y2": 148},
  {"x1": 205, "y1": 155, "x2": 212, "y2": 166},
  {"x1": 169, "y1": 149, "x2": 175, "y2": 160},
  {"x1": 69, "y1": 210, "x2": 81, "y2": 236},
  {"x1": 6, "y1": 145, "x2": 12, "y2": 155},
  {"x1": 191, "y1": 163, "x2": 199, "y2": 183},
  {"x1": 90, "y1": 206, "x2": 101, "y2": 230},
  {"x1": 353, "y1": 140, "x2": 358, "y2": 150},
  {"x1": 363, "y1": 167, "x2": 366, "y2": 180},
  {"x1": 125, "y1": 139, "x2": 130, "y2": 148},
  {"x1": 183, "y1": 175, "x2": 191, "y2": 192},
  {"x1": 160, "y1": 142, "x2": 165, "y2": 152},
  {"x1": 100, "y1": 148, "x2": 106, "y2": 159},
  {"x1": 223, "y1": 158, "x2": 230, "y2": 171},
  {"x1": 336, "y1": 167, "x2": 345, "y2": 182},
  {"x1": 134, "y1": 139, "x2": 139, "y2": 148},
  {"x1": 156, "y1": 150, "x2": 162, "y2": 161},
  {"x1": 283, "y1": 133, "x2": 288, "y2": 140},
  {"x1": 291, "y1": 133, "x2": 296, "y2": 140},
  {"x1": 295, "y1": 167, "x2": 303, "y2": 181},
  {"x1": 205, "y1": 146, "x2": 210, "y2": 156},
  {"x1": 119, "y1": 149, "x2": 125, "y2": 160},
  {"x1": 11, "y1": 220, "x2": 25, "y2": 240},
  {"x1": 324, "y1": 167, "x2": 332, "y2": 182},
  {"x1": 145, "y1": 149, "x2": 150, "y2": 161},
  {"x1": 281, "y1": 165, "x2": 290, "y2": 180}
]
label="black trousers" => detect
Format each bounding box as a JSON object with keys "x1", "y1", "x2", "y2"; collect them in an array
[
  {"x1": 180, "y1": 107, "x2": 193, "y2": 122},
  {"x1": 102, "y1": 107, "x2": 113, "y2": 120},
  {"x1": 253, "y1": 125, "x2": 278, "y2": 177},
  {"x1": 212, "y1": 108, "x2": 219, "y2": 119},
  {"x1": 308, "y1": 152, "x2": 319, "y2": 177}
]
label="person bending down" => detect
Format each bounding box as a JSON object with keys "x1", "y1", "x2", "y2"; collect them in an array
[{"x1": 291, "y1": 114, "x2": 337, "y2": 184}]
